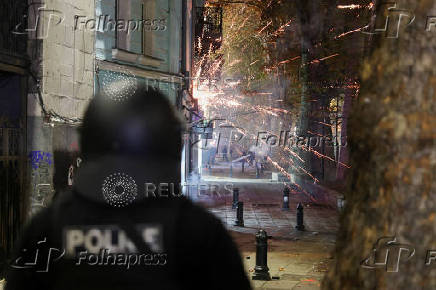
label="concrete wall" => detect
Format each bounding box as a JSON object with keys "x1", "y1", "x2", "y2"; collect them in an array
[
  {"x1": 27, "y1": 0, "x2": 95, "y2": 217},
  {"x1": 41, "y1": 0, "x2": 95, "y2": 117}
]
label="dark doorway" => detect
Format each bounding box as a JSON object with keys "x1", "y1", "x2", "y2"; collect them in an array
[{"x1": 0, "y1": 72, "x2": 26, "y2": 263}]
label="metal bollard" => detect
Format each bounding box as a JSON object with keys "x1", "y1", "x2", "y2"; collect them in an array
[
  {"x1": 337, "y1": 194, "x2": 345, "y2": 211},
  {"x1": 252, "y1": 230, "x2": 271, "y2": 281},
  {"x1": 295, "y1": 202, "x2": 305, "y2": 231},
  {"x1": 229, "y1": 163, "x2": 233, "y2": 177},
  {"x1": 232, "y1": 188, "x2": 239, "y2": 209},
  {"x1": 282, "y1": 186, "x2": 290, "y2": 211},
  {"x1": 234, "y1": 202, "x2": 244, "y2": 227}
]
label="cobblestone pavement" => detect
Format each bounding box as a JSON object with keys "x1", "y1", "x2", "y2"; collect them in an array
[
  {"x1": 193, "y1": 178, "x2": 339, "y2": 289},
  {"x1": 0, "y1": 169, "x2": 339, "y2": 290}
]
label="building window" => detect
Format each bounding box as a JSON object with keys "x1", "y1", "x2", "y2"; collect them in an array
[
  {"x1": 112, "y1": 0, "x2": 163, "y2": 67},
  {"x1": 116, "y1": 0, "x2": 143, "y2": 54}
]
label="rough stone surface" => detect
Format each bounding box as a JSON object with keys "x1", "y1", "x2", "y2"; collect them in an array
[
  {"x1": 41, "y1": 0, "x2": 95, "y2": 119},
  {"x1": 322, "y1": 0, "x2": 436, "y2": 289}
]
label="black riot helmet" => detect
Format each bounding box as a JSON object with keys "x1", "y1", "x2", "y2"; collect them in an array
[{"x1": 80, "y1": 85, "x2": 183, "y2": 162}]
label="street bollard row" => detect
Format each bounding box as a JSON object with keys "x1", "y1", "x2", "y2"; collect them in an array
[
  {"x1": 296, "y1": 202, "x2": 305, "y2": 231},
  {"x1": 252, "y1": 229, "x2": 271, "y2": 281},
  {"x1": 227, "y1": 189, "x2": 306, "y2": 282},
  {"x1": 232, "y1": 188, "x2": 239, "y2": 209},
  {"x1": 284, "y1": 186, "x2": 305, "y2": 231},
  {"x1": 234, "y1": 201, "x2": 244, "y2": 227},
  {"x1": 232, "y1": 188, "x2": 244, "y2": 227},
  {"x1": 282, "y1": 186, "x2": 290, "y2": 211},
  {"x1": 232, "y1": 186, "x2": 305, "y2": 231}
]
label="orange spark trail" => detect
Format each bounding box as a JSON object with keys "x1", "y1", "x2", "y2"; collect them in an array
[
  {"x1": 284, "y1": 147, "x2": 305, "y2": 163},
  {"x1": 236, "y1": 16, "x2": 251, "y2": 33},
  {"x1": 314, "y1": 121, "x2": 333, "y2": 128},
  {"x1": 319, "y1": 53, "x2": 339, "y2": 61},
  {"x1": 278, "y1": 56, "x2": 301, "y2": 65},
  {"x1": 308, "y1": 53, "x2": 340, "y2": 65},
  {"x1": 266, "y1": 157, "x2": 317, "y2": 202},
  {"x1": 257, "y1": 20, "x2": 272, "y2": 35},
  {"x1": 307, "y1": 130, "x2": 324, "y2": 137},
  {"x1": 337, "y1": 3, "x2": 374, "y2": 9},
  {"x1": 300, "y1": 144, "x2": 351, "y2": 169},
  {"x1": 334, "y1": 25, "x2": 368, "y2": 39},
  {"x1": 297, "y1": 165, "x2": 320, "y2": 183},
  {"x1": 272, "y1": 19, "x2": 293, "y2": 36}
]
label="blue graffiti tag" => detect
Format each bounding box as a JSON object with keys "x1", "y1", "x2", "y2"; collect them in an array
[{"x1": 28, "y1": 151, "x2": 53, "y2": 169}]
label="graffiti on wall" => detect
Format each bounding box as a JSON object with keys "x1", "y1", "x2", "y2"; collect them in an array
[
  {"x1": 28, "y1": 150, "x2": 53, "y2": 169},
  {"x1": 28, "y1": 151, "x2": 53, "y2": 216}
]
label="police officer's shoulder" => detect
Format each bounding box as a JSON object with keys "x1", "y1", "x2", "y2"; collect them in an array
[
  {"x1": 10, "y1": 204, "x2": 54, "y2": 262},
  {"x1": 20, "y1": 189, "x2": 76, "y2": 238},
  {"x1": 22, "y1": 206, "x2": 52, "y2": 234},
  {"x1": 51, "y1": 189, "x2": 75, "y2": 208}
]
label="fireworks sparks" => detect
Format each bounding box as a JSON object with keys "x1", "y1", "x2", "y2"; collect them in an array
[
  {"x1": 192, "y1": 0, "x2": 359, "y2": 200},
  {"x1": 301, "y1": 145, "x2": 351, "y2": 169},
  {"x1": 284, "y1": 147, "x2": 305, "y2": 163},
  {"x1": 314, "y1": 121, "x2": 333, "y2": 128},
  {"x1": 334, "y1": 25, "x2": 369, "y2": 39},
  {"x1": 271, "y1": 19, "x2": 293, "y2": 36},
  {"x1": 278, "y1": 56, "x2": 301, "y2": 65},
  {"x1": 257, "y1": 20, "x2": 272, "y2": 35},
  {"x1": 303, "y1": 53, "x2": 340, "y2": 66},
  {"x1": 337, "y1": 3, "x2": 374, "y2": 10},
  {"x1": 266, "y1": 157, "x2": 318, "y2": 202}
]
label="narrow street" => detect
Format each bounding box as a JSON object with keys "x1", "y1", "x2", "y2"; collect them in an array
[
  {"x1": 189, "y1": 160, "x2": 339, "y2": 289},
  {"x1": 1, "y1": 0, "x2": 434, "y2": 289}
]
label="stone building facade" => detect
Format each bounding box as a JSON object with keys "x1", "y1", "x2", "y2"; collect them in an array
[{"x1": 0, "y1": 0, "x2": 198, "y2": 257}]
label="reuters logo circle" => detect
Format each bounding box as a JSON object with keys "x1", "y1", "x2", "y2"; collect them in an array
[
  {"x1": 102, "y1": 172, "x2": 138, "y2": 207},
  {"x1": 101, "y1": 67, "x2": 137, "y2": 103}
]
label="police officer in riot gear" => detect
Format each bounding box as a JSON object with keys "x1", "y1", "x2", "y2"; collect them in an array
[{"x1": 5, "y1": 86, "x2": 252, "y2": 290}]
